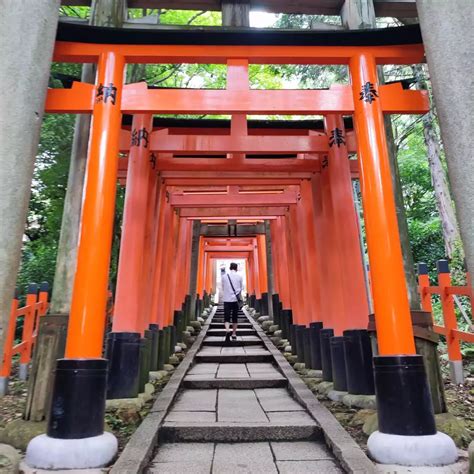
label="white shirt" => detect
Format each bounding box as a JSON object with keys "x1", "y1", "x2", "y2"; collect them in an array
[{"x1": 222, "y1": 270, "x2": 243, "y2": 302}]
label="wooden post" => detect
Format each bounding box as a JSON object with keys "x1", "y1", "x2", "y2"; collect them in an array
[
  {"x1": 437, "y1": 260, "x2": 463, "y2": 384},
  {"x1": 65, "y1": 51, "x2": 125, "y2": 359},
  {"x1": 113, "y1": 114, "x2": 153, "y2": 334},
  {"x1": 349, "y1": 52, "x2": 415, "y2": 356}
]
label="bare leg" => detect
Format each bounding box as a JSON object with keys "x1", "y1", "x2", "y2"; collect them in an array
[
  {"x1": 225, "y1": 321, "x2": 230, "y2": 333},
  {"x1": 232, "y1": 322, "x2": 238, "y2": 336}
]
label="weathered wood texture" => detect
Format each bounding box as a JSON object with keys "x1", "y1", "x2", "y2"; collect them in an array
[
  {"x1": 25, "y1": 315, "x2": 68, "y2": 422},
  {"x1": 61, "y1": 0, "x2": 418, "y2": 17}
]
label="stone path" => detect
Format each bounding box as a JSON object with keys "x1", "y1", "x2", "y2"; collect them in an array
[{"x1": 146, "y1": 305, "x2": 344, "y2": 473}]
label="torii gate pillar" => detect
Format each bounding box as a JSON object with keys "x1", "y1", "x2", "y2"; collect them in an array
[
  {"x1": 350, "y1": 53, "x2": 457, "y2": 465},
  {"x1": 26, "y1": 52, "x2": 124, "y2": 469}
]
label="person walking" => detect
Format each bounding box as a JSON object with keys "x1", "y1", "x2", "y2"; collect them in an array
[{"x1": 221, "y1": 262, "x2": 243, "y2": 343}]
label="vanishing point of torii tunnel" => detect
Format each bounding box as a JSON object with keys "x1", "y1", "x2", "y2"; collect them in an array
[{"x1": 1, "y1": 4, "x2": 471, "y2": 472}]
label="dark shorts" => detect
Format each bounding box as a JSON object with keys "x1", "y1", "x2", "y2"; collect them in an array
[{"x1": 224, "y1": 301, "x2": 239, "y2": 324}]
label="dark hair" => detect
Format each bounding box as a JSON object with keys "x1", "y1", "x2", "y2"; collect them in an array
[{"x1": 230, "y1": 262, "x2": 238, "y2": 271}]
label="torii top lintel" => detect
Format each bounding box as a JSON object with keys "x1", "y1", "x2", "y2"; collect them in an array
[{"x1": 46, "y1": 23, "x2": 429, "y2": 116}]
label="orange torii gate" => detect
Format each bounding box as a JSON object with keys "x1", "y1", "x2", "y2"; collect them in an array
[{"x1": 24, "y1": 22, "x2": 457, "y2": 470}]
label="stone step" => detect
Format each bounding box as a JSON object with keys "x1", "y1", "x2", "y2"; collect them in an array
[
  {"x1": 148, "y1": 441, "x2": 342, "y2": 474},
  {"x1": 207, "y1": 329, "x2": 256, "y2": 336},
  {"x1": 212, "y1": 318, "x2": 248, "y2": 323},
  {"x1": 195, "y1": 353, "x2": 273, "y2": 363},
  {"x1": 160, "y1": 422, "x2": 320, "y2": 442},
  {"x1": 210, "y1": 323, "x2": 253, "y2": 329},
  {"x1": 202, "y1": 338, "x2": 263, "y2": 347},
  {"x1": 182, "y1": 377, "x2": 288, "y2": 389}
]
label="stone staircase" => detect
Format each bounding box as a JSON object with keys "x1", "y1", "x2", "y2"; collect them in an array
[{"x1": 145, "y1": 305, "x2": 345, "y2": 473}]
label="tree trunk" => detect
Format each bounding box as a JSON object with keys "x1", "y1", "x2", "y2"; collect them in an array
[
  {"x1": 0, "y1": 0, "x2": 60, "y2": 369},
  {"x1": 49, "y1": 0, "x2": 127, "y2": 314},
  {"x1": 25, "y1": 0, "x2": 127, "y2": 421},
  {"x1": 412, "y1": 64, "x2": 461, "y2": 259},
  {"x1": 415, "y1": 0, "x2": 474, "y2": 281}
]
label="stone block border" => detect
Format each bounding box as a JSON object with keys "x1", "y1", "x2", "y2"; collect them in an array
[
  {"x1": 246, "y1": 310, "x2": 376, "y2": 474},
  {"x1": 111, "y1": 307, "x2": 216, "y2": 473}
]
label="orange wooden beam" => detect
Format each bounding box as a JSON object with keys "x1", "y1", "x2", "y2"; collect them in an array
[
  {"x1": 53, "y1": 41, "x2": 426, "y2": 65},
  {"x1": 170, "y1": 189, "x2": 298, "y2": 208},
  {"x1": 46, "y1": 82, "x2": 428, "y2": 115},
  {"x1": 179, "y1": 207, "x2": 287, "y2": 218}
]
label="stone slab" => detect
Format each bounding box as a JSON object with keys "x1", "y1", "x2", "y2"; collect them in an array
[
  {"x1": 246, "y1": 363, "x2": 279, "y2": 375},
  {"x1": 160, "y1": 423, "x2": 320, "y2": 442},
  {"x1": 148, "y1": 461, "x2": 212, "y2": 473},
  {"x1": 212, "y1": 442, "x2": 277, "y2": 473},
  {"x1": 271, "y1": 441, "x2": 332, "y2": 461},
  {"x1": 217, "y1": 389, "x2": 268, "y2": 423},
  {"x1": 277, "y1": 460, "x2": 343, "y2": 473},
  {"x1": 255, "y1": 388, "x2": 304, "y2": 412},
  {"x1": 267, "y1": 411, "x2": 315, "y2": 424},
  {"x1": 183, "y1": 377, "x2": 287, "y2": 390},
  {"x1": 152, "y1": 442, "x2": 214, "y2": 463},
  {"x1": 195, "y1": 354, "x2": 273, "y2": 363},
  {"x1": 165, "y1": 411, "x2": 216, "y2": 423},
  {"x1": 188, "y1": 363, "x2": 219, "y2": 375},
  {"x1": 216, "y1": 363, "x2": 249, "y2": 379},
  {"x1": 172, "y1": 389, "x2": 217, "y2": 412}
]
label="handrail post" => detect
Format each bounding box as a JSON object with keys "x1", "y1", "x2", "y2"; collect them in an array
[
  {"x1": 417, "y1": 263, "x2": 433, "y2": 313},
  {"x1": 37, "y1": 281, "x2": 50, "y2": 321},
  {"x1": 437, "y1": 260, "x2": 463, "y2": 384},
  {"x1": 0, "y1": 290, "x2": 20, "y2": 396},
  {"x1": 19, "y1": 283, "x2": 39, "y2": 380}
]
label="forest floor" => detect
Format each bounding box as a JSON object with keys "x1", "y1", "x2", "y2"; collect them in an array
[
  {"x1": 0, "y1": 355, "x2": 177, "y2": 454},
  {"x1": 316, "y1": 375, "x2": 474, "y2": 453}
]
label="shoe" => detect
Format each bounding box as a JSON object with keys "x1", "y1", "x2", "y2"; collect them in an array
[
  {"x1": 231, "y1": 335, "x2": 237, "y2": 341},
  {"x1": 225, "y1": 332, "x2": 231, "y2": 343}
]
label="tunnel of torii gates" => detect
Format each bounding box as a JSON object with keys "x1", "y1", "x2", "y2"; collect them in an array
[{"x1": 23, "y1": 22, "x2": 458, "y2": 468}]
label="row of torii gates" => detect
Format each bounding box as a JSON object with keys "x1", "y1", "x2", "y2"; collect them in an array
[{"x1": 24, "y1": 23, "x2": 458, "y2": 469}]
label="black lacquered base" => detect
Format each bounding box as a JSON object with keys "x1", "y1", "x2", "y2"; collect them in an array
[
  {"x1": 330, "y1": 336, "x2": 347, "y2": 391},
  {"x1": 272, "y1": 294, "x2": 280, "y2": 326},
  {"x1": 374, "y1": 355, "x2": 436, "y2": 436},
  {"x1": 309, "y1": 322, "x2": 323, "y2": 370},
  {"x1": 295, "y1": 325, "x2": 306, "y2": 362},
  {"x1": 106, "y1": 332, "x2": 141, "y2": 400},
  {"x1": 48, "y1": 358, "x2": 108, "y2": 439},
  {"x1": 320, "y1": 328, "x2": 334, "y2": 382},
  {"x1": 343, "y1": 329, "x2": 374, "y2": 395},
  {"x1": 149, "y1": 324, "x2": 159, "y2": 371},
  {"x1": 302, "y1": 328, "x2": 312, "y2": 368}
]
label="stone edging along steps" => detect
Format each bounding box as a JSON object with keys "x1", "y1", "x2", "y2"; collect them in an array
[
  {"x1": 245, "y1": 309, "x2": 375, "y2": 473},
  {"x1": 112, "y1": 305, "x2": 374, "y2": 473},
  {"x1": 111, "y1": 306, "x2": 218, "y2": 473}
]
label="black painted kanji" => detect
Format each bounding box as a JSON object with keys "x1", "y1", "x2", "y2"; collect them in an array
[
  {"x1": 149, "y1": 152, "x2": 157, "y2": 169},
  {"x1": 131, "y1": 127, "x2": 150, "y2": 148},
  {"x1": 359, "y1": 81, "x2": 378, "y2": 104},
  {"x1": 96, "y1": 83, "x2": 117, "y2": 105},
  {"x1": 322, "y1": 156, "x2": 329, "y2": 169},
  {"x1": 329, "y1": 128, "x2": 346, "y2": 148}
]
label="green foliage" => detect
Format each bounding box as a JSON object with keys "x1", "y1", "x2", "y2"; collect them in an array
[
  {"x1": 18, "y1": 112, "x2": 75, "y2": 294},
  {"x1": 397, "y1": 126, "x2": 445, "y2": 268}
]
